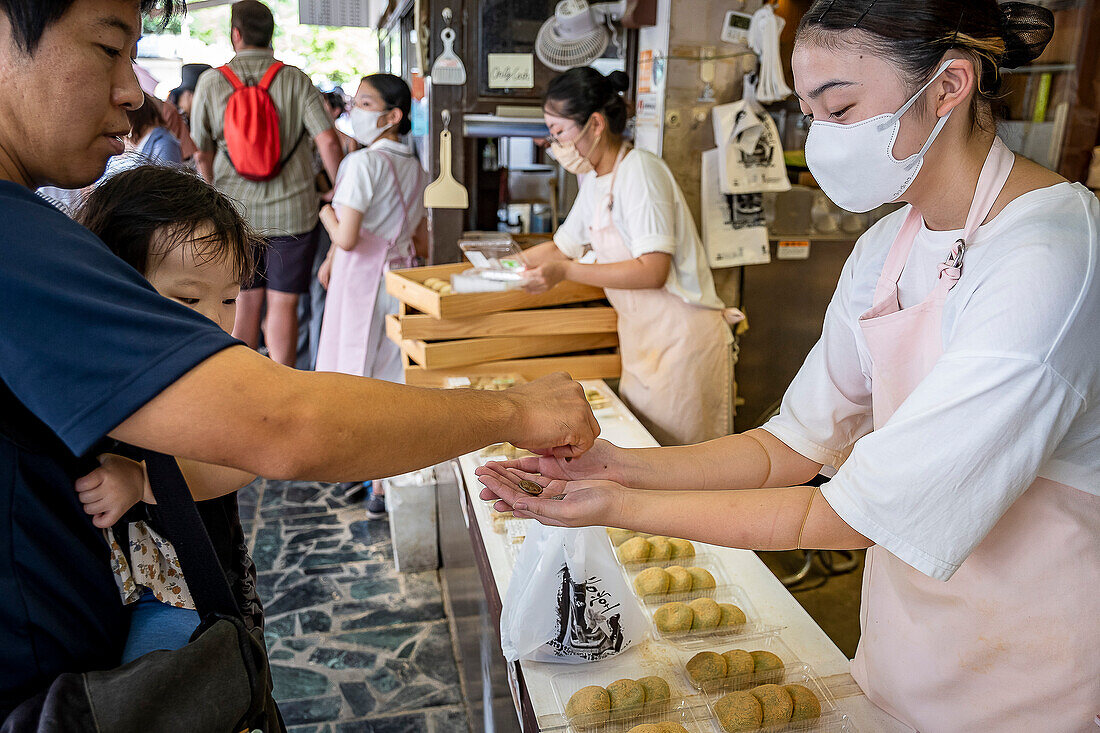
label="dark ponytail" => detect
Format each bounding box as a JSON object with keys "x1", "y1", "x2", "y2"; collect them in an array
[
  {"x1": 797, "y1": 0, "x2": 1054, "y2": 130},
  {"x1": 363, "y1": 73, "x2": 413, "y2": 135},
  {"x1": 544, "y1": 67, "x2": 631, "y2": 135}
]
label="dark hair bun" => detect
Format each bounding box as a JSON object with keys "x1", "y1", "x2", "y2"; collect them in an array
[
  {"x1": 545, "y1": 67, "x2": 631, "y2": 135},
  {"x1": 605, "y1": 70, "x2": 630, "y2": 95},
  {"x1": 1000, "y1": 2, "x2": 1055, "y2": 68}
]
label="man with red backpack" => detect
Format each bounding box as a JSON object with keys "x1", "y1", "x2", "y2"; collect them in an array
[{"x1": 191, "y1": 0, "x2": 344, "y2": 367}]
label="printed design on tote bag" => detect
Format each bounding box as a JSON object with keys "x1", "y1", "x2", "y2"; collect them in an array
[{"x1": 550, "y1": 563, "x2": 625, "y2": 660}]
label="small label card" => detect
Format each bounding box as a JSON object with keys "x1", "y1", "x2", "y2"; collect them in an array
[{"x1": 487, "y1": 54, "x2": 534, "y2": 89}]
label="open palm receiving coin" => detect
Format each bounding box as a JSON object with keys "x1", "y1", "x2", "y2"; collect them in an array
[{"x1": 476, "y1": 462, "x2": 623, "y2": 527}]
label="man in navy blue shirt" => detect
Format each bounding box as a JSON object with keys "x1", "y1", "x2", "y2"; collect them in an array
[{"x1": 0, "y1": 0, "x2": 599, "y2": 721}]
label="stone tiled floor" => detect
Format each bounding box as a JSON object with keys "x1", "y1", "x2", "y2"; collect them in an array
[{"x1": 239, "y1": 479, "x2": 470, "y2": 733}]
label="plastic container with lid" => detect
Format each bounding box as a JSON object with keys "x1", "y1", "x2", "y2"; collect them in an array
[
  {"x1": 610, "y1": 533, "x2": 702, "y2": 570},
  {"x1": 699, "y1": 663, "x2": 856, "y2": 733},
  {"x1": 673, "y1": 633, "x2": 800, "y2": 692},
  {"x1": 623, "y1": 554, "x2": 737, "y2": 605},
  {"x1": 550, "y1": 648, "x2": 700, "y2": 730},
  {"x1": 458, "y1": 234, "x2": 528, "y2": 281},
  {"x1": 646, "y1": 585, "x2": 779, "y2": 647}
]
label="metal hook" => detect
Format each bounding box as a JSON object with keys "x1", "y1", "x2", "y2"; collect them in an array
[
  {"x1": 441, "y1": 7, "x2": 453, "y2": 26},
  {"x1": 441, "y1": 109, "x2": 451, "y2": 127}
]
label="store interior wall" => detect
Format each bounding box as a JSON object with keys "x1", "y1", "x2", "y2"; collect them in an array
[{"x1": 640, "y1": 0, "x2": 771, "y2": 310}]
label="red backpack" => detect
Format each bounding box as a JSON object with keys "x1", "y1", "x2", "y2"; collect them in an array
[{"x1": 218, "y1": 61, "x2": 302, "y2": 182}]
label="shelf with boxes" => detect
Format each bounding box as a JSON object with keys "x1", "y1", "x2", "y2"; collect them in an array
[{"x1": 385, "y1": 262, "x2": 621, "y2": 386}]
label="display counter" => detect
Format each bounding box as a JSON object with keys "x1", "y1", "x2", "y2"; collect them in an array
[{"x1": 449, "y1": 380, "x2": 913, "y2": 732}]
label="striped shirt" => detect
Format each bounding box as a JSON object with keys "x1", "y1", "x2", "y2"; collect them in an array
[{"x1": 191, "y1": 49, "x2": 333, "y2": 237}]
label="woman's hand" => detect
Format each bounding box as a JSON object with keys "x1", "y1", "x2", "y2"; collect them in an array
[
  {"x1": 318, "y1": 253, "x2": 333, "y2": 290},
  {"x1": 522, "y1": 261, "x2": 569, "y2": 294},
  {"x1": 476, "y1": 467, "x2": 625, "y2": 528},
  {"x1": 474, "y1": 438, "x2": 625, "y2": 485},
  {"x1": 319, "y1": 204, "x2": 339, "y2": 235}
]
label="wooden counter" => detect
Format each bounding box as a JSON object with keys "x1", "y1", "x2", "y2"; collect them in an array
[{"x1": 454, "y1": 380, "x2": 915, "y2": 732}]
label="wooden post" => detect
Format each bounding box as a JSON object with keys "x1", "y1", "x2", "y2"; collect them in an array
[{"x1": 426, "y1": 0, "x2": 468, "y2": 264}]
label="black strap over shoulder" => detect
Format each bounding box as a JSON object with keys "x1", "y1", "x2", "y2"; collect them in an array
[{"x1": 140, "y1": 450, "x2": 241, "y2": 620}]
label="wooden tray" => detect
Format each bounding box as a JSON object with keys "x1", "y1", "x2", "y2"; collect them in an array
[
  {"x1": 403, "y1": 353, "x2": 621, "y2": 387},
  {"x1": 385, "y1": 263, "x2": 605, "y2": 319},
  {"x1": 387, "y1": 320, "x2": 619, "y2": 369},
  {"x1": 388, "y1": 306, "x2": 617, "y2": 340}
]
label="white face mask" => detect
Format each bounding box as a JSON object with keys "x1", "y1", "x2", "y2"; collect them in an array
[
  {"x1": 549, "y1": 119, "x2": 600, "y2": 176},
  {"x1": 804, "y1": 59, "x2": 955, "y2": 213},
  {"x1": 349, "y1": 107, "x2": 392, "y2": 146}
]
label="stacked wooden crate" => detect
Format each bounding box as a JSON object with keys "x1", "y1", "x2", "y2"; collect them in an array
[{"x1": 385, "y1": 262, "x2": 620, "y2": 386}]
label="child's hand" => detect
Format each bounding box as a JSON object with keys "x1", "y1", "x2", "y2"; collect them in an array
[{"x1": 74, "y1": 454, "x2": 152, "y2": 529}]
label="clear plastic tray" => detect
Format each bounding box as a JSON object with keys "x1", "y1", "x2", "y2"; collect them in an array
[
  {"x1": 550, "y1": 652, "x2": 700, "y2": 729},
  {"x1": 646, "y1": 585, "x2": 774, "y2": 647},
  {"x1": 623, "y1": 554, "x2": 736, "y2": 605},
  {"x1": 583, "y1": 383, "x2": 616, "y2": 414},
  {"x1": 505, "y1": 517, "x2": 532, "y2": 548},
  {"x1": 611, "y1": 533, "x2": 702, "y2": 570},
  {"x1": 488, "y1": 508, "x2": 518, "y2": 534},
  {"x1": 566, "y1": 703, "x2": 717, "y2": 732},
  {"x1": 698, "y1": 712, "x2": 856, "y2": 733},
  {"x1": 458, "y1": 234, "x2": 528, "y2": 281},
  {"x1": 672, "y1": 633, "x2": 800, "y2": 691},
  {"x1": 699, "y1": 663, "x2": 849, "y2": 733}
]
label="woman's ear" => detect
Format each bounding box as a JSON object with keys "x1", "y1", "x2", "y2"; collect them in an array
[
  {"x1": 385, "y1": 107, "x2": 405, "y2": 130},
  {"x1": 934, "y1": 57, "x2": 977, "y2": 118},
  {"x1": 588, "y1": 111, "x2": 608, "y2": 138}
]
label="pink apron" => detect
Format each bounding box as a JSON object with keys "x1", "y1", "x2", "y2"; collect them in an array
[
  {"x1": 852, "y1": 137, "x2": 1100, "y2": 731},
  {"x1": 591, "y1": 146, "x2": 734, "y2": 445},
  {"x1": 317, "y1": 152, "x2": 422, "y2": 378}
]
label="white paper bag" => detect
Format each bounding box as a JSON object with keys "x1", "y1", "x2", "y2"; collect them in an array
[
  {"x1": 712, "y1": 100, "x2": 791, "y2": 195},
  {"x1": 701, "y1": 148, "x2": 771, "y2": 269},
  {"x1": 500, "y1": 524, "x2": 646, "y2": 664}
]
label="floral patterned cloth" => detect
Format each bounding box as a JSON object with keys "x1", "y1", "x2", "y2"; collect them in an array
[{"x1": 106, "y1": 521, "x2": 195, "y2": 609}]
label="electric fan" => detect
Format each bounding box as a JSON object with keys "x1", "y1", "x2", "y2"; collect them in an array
[{"x1": 535, "y1": 0, "x2": 626, "y2": 72}]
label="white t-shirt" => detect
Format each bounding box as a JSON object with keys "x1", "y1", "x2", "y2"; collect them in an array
[
  {"x1": 333, "y1": 139, "x2": 426, "y2": 243},
  {"x1": 764, "y1": 182, "x2": 1100, "y2": 581},
  {"x1": 554, "y1": 148, "x2": 724, "y2": 309}
]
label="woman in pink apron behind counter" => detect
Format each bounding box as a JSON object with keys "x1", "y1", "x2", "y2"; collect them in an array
[
  {"x1": 316, "y1": 73, "x2": 427, "y2": 514},
  {"x1": 316, "y1": 72, "x2": 427, "y2": 384},
  {"x1": 522, "y1": 67, "x2": 737, "y2": 447},
  {"x1": 478, "y1": 1, "x2": 1100, "y2": 730}
]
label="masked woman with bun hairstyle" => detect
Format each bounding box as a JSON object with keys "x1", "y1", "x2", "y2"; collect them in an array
[
  {"x1": 480, "y1": 3, "x2": 1100, "y2": 729},
  {"x1": 522, "y1": 68, "x2": 735, "y2": 446},
  {"x1": 316, "y1": 73, "x2": 428, "y2": 383}
]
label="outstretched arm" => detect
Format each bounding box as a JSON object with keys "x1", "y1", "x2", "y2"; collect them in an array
[
  {"x1": 110, "y1": 346, "x2": 600, "y2": 483},
  {"x1": 477, "y1": 470, "x2": 870, "y2": 552},
  {"x1": 478, "y1": 428, "x2": 822, "y2": 493}
]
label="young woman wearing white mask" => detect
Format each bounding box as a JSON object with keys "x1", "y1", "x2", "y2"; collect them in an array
[
  {"x1": 523, "y1": 68, "x2": 735, "y2": 446},
  {"x1": 316, "y1": 73, "x2": 428, "y2": 517},
  {"x1": 317, "y1": 72, "x2": 428, "y2": 385},
  {"x1": 479, "y1": 2, "x2": 1100, "y2": 729}
]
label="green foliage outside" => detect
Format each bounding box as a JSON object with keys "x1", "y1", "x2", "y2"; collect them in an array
[
  {"x1": 143, "y1": 15, "x2": 183, "y2": 36},
  {"x1": 164, "y1": 0, "x2": 378, "y2": 87}
]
